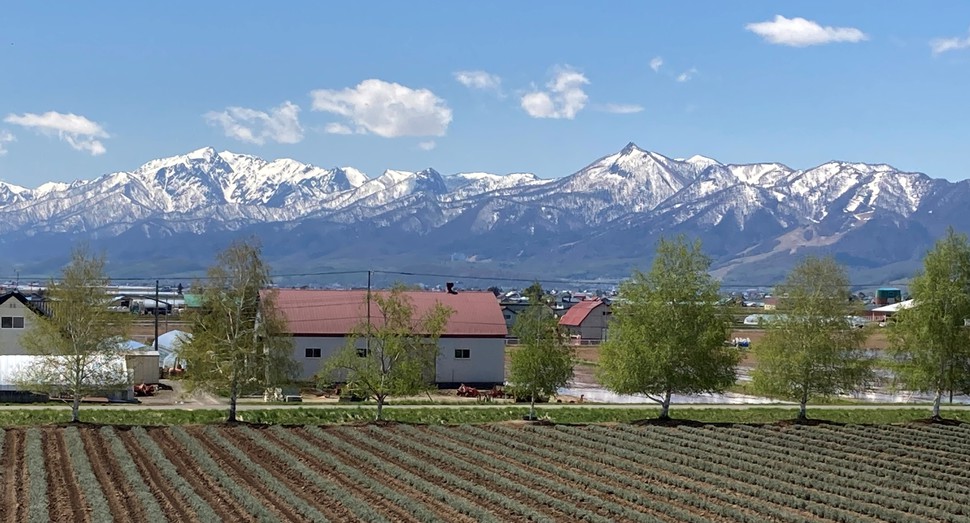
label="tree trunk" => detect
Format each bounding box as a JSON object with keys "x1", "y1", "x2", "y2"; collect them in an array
[
  {"x1": 376, "y1": 395, "x2": 385, "y2": 421},
  {"x1": 798, "y1": 388, "x2": 809, "y2": 421},
  {"x1": 227, "y1": 380, "x2": 238, "y2": 423},
  {"x1": 933, "y1": 389, "x2": 943, "y2": 421},
  {"x1": 659, "y1": 391, "x2": 671, "y2": 420},
  {"x1": 529, "y1": 393, "x2": 537, "y2": 421},
  {"x1": 71, "y1": 394, "x2": 81, "y2": 424}
]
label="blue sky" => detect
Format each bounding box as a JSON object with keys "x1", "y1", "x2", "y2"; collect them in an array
[{"x1": 1, "y1": 1, "x2": 969, "y2": 187}]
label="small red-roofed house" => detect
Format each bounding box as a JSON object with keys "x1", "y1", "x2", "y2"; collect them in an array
[
  {"x1": 270, "y1": 289, "x2": 508, "y2": 386},
  {"x1": 558, "y1": 298, "x2": 611, "y2": 342}
]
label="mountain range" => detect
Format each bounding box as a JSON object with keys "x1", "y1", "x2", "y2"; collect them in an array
[{"x1": 2, "y1": 143, "x2": 967, "y2": 287}]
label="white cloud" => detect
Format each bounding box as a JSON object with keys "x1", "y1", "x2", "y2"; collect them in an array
[
  {"x1": 676, "y1": 68, "x2": 698, "y2": 82},
  {"x1": 324, "y1": 122, "x2": 354, "y2": 135},
  {"x1": 454, "y1": 70, "x2": 502, "y2": 93},
  {"x1": 418, "y1": 140, "x2": 436, "y2": 151},
  {"x1": 650, "y1": 56, "x2": 663, "y2": 72},
  {"x1": 310, "y1": 79, "x2": 452, "y2": 138},
  {"x1": 520, "y1": 67, "x2": 589, "y2": 119},
  {"x1": 601, "y1": 104, "x2": 644, "y2": 114},
  {"x1": 931, "y1": 27, "x2": 970, "y2": 55},
  {"x1": 3, "y1": 111, "x2": 108, "y2": 155},
  {"x1": 745, "y1": 15, "x2": 867, "y2": 47},
  {"x1": 0, "y1": 130, "x2": 14, "y2": 156},
  {"x1": 204, "y1": 101, "x2": 303, "y2": 145}
]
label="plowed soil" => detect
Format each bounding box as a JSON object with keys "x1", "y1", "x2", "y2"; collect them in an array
[{"x1": 2, "y1": 423, "x2": 970, "y2": 522}]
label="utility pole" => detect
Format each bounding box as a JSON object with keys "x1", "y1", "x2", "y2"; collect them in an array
[
  {"x1": 154, "y1": 280, "x2": 160, "y2": 352},
  {"x1": 366, "y1": 270, "x2": 372, "y2": 353}
]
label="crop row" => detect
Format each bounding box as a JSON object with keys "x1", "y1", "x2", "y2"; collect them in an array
[
  {"x1": 308, "y1": 426, "x2": 530, "y2": 522},
  {"x1": 727, "y1": 425, "x2": 970, "y2": 504},
  {"x1": 368, "y1": 424, "x2": 624, "y2": 523},
  {"x1": 252, "y1": 427, "x2": 395, "y2": 523},
  {"x1": 547, "y1": 424, "x2": 867, "y2": 522},
  {"x1": 599, "y1": 425, "x2": 941, "y2": 522},
  {"x1": 661, "y1": 425, "x2": 964, "y2": 521},
  {"x1": 6, "y1": 424, "x2": 970, "y2": 523}
]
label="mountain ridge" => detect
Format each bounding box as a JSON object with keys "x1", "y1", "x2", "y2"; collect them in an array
[{"x1": 0, "y1": 143, "x2": 966, "y2": 285}]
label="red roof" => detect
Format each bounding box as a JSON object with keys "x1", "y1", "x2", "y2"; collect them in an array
[
  {"x1": 558, "y1": 299, "x2": 606, "y2": 327},
  {"x1": 268, "y1": 289, "x2": 507, "y2": 337}
]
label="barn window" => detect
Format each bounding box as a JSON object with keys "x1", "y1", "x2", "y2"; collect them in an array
[
  {"x1": 305, "y1": 348, "x2": 321, "y2": 358},
  {"x1": 454, "y1": 349, "x2": 470, "y2": 359},
  {"x1": 1, "y1": 316, "x2": 24, "y2": 329}
]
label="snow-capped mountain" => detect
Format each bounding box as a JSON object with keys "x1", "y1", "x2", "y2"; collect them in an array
[{"x1": 0, "y1": 143, "x2": 965, "y2": 283}]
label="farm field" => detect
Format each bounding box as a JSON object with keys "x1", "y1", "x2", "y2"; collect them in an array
[{"x1": 3, "y1": 423, "x2": 970, "y2": 522}]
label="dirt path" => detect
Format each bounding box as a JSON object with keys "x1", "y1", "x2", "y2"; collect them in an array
[
  {"x1": 78, "y1": 427, "x2": 143, "y2": 523},
  {"x1": 0, "y1": 430, "x2": 28, "y2": 523},
  {"x1": 149, "y1": 429, "x2": 254, "y2": 522},
  {"x1": 116, "y1": 428, "x2": 199, "y2": 523},
  {"x1": 44, "y1": 430, "x2": 90, "y2": 523}
]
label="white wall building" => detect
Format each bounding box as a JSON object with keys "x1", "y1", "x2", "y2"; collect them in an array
[{"x1": 272, "y1": 289, "x2": 508, "y2": 386}]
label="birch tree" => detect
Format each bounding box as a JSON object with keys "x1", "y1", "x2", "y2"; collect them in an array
[
  {"x1": 889, "y1": 228, "x2": 970, "y2": 420},
  {"x1": 509, "y1": 289, "x2": 574, "y2": 420},
  {"x1": 752, "y1": 256, "x2": 872, "y2": 420},
  {"x1": 179, "y1": 239, "x2": 296, "y2": 422},
  {"x1": 17, "y1": 247, "x2": 132, "y2": 423},
  {"x1": 323, "y1": 286, "x2": 452, "y2": 421},
  {"x1": 598, "y1": 236, "x2": 738, "y2": 419}
]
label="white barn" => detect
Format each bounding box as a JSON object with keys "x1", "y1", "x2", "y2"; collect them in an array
[{"x1": 271, "y1": 289, "x2": 508, "y2": 386}]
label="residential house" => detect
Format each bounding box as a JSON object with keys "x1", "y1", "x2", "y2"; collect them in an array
[
  {"x1": 558, "y1": 298, "x2": 612, "y2": 342},
  {"x1": 0, "y1": 291, "x2": 44, "y2": 355},
  {"x1": 272, "y1": 289, "x2": 508, "y2": 386},
  {"x1": 0, "y1": 291, "x2": 135, "y2": 402}
]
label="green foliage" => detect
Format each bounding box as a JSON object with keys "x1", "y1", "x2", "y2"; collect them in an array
[
  {"x1": 323, "y1": 285, "x2": 453, "y2": 420},
  {"x1": 889, "y1": 227, "x2": 970, "y2": 418},
  {"x1": 179, "y1": 238, "x2": 297, "y2": 422},
  {"x1": 752, "y1": 256, "x2": 873, "y2": 418},
  {"x1": 18, "y1": 246, "x2": 132, "y2": 423},
  {"x1": 598, "y1": 236, "x2": 738, "y2": 418},
  {"x1": 523, "y1": 281, "x2": 547, "y2": 304},
  {"x1": 509, "y1": 300, "x2": 574, "y2": 415}
]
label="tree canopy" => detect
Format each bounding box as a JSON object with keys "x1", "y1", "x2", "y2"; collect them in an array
[
  {"x1": 752, "y1": 256, "x2": 872, "y2": 419},
  {"x1": 509, "y1": 284, "x2": 574, "y2": 419},
  {"x1": 179, "y1": 239, "x2": 296, "y2": 422},
  {"x1": 888, "y1": 228, "x2": 970, "y2": 419},
  {"x1": 323, "y1": 286, "x2": 453, "y2": 421},
  {"x1": 598, "y1": 236, "x2": 738, "y2": 419},
  {"x1": 18, "y1": 246, "x2": 132, "y2": 423}
]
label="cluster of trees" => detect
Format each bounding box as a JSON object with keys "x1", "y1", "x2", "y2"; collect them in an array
[{"x1": 601, "y1": 229, "x2": 970, "y2": 421}]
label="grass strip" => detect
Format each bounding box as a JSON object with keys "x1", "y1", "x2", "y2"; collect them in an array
[{"x1": 0, "y1": 406, "x2": 967, "y2": 427}]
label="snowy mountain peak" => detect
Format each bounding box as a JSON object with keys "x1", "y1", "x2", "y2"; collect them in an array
[
  {"x1": 685, "y1": 154, "x2": 722, "y2": 168},
  {"x1": 186, "y1": 146, "x2": 218, "y2": 161},
  {"x1": 620, "y1": 142, "x2": 643, "y2": 154}
]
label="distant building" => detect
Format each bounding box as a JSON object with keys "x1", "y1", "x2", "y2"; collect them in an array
[
  {"x1": 558, "y1": 298, "x2": 611, "y2": 342},
  {"x1": 875, "y1": 288, "x2": 903, "y2": 306}
]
